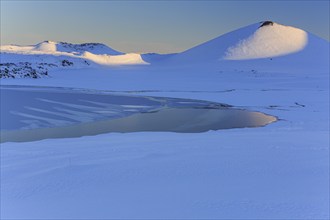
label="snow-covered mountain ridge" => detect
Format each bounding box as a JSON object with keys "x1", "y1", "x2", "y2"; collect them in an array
[
  {"x1": 0, "y1": 41, "x2": 148, "y2": 78},
  {"x1": 1, "y1": 21, "x2": 329, "y2": 78},
  {"x1": 1, "y1": 41, "x2": 123, "y2": 55}
]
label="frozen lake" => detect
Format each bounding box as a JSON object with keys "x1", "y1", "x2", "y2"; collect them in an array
[{"x1": 1, "y1": 86, "x2": 276, "y2": 142}]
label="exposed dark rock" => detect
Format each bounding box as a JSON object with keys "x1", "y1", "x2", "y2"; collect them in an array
[
  {"x1": 59, "y1": 42, "x2": 105, "y2": 52},
  {"x1": 61, "y1": 60, "x2": 74, "y2": 66},
  {"x1": 0, "y1": 62, "x2": 49, "y2": 79},
  {"x1": 259, "y1": 21, "x2": 274, "y2": 28}
]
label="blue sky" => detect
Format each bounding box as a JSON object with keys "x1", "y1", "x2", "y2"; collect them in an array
[{"x1": 1, "y1": 1, "x2": 329, "y2": 53}]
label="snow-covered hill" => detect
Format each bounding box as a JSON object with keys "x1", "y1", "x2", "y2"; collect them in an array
[
  {"x1": 224, "y1": 21, "x2": 307, "y2": 60},
  {"x1": 169, "y1": 21, "x2": 329, "y2": 73},
  {"x1": 0, "y1": 41, "x2": 148, "y2": 78}
]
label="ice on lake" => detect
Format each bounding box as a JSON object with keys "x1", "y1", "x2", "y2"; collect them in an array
[{"x1": 1, "y1": 86, "x2": 276, "y2": 143}]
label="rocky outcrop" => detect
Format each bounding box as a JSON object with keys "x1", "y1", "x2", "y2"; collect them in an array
[{"x1": 0, "y1": 62, "x2": 51, "y2": 78}]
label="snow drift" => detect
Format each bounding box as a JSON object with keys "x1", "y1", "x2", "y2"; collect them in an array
[{"x1": 82, "y1": 52, "x2": 148, "y2": 65}]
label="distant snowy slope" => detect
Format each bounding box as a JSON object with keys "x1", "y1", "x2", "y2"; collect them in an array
[
  {"x1": 141, "y1": 53, "x2": 177, "y2": 64},
  {"x1": 171, "y1": 23, "x2": 261, "y2": 62}
]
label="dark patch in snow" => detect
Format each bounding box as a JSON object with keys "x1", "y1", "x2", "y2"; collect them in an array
[{"x1": 294, "y1": 102, "x2": 306, "y2": 107}]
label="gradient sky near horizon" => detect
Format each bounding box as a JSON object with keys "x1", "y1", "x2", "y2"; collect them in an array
[{"x1": 1, "y1": 1, "x2": 329, "y2": 53}]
